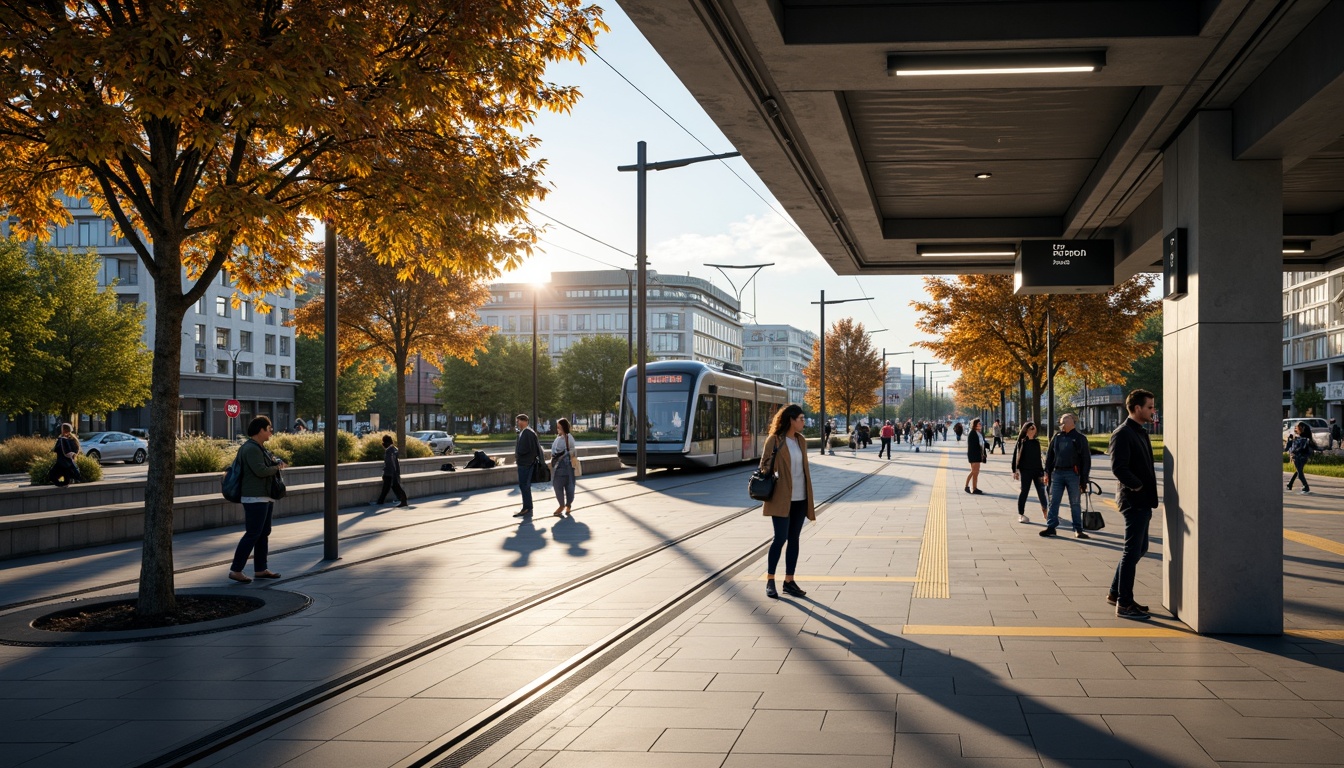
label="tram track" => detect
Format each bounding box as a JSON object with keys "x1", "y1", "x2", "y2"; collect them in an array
[
  {"x1": 0, "y1": 465, "x2": 746, "y2": 614},
  {"x1": 139, "y1": 460, "x2": 892, "y2": 768}
]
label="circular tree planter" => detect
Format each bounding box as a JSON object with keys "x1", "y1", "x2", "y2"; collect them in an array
[{"x1": 0, "y1": 587, "x2": 311, "y2": 646}]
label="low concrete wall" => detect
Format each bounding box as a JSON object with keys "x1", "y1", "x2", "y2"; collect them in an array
[
  {"x1": 0, "y1": 445, "x2": 610, "y2": 516},
  {"x1": 0, "y1": 448, "x2": 619, "y2": 561}
]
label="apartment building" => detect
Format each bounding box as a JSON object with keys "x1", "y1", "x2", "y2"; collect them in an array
[{"x1": 741, "y1": 324, "x2": 816, "y2": 405}]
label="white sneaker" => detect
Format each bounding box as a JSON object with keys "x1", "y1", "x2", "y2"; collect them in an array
[
  {"x1": 1018, "y1": 514, "x2": 1030, "y2": 523},
  {"x1": 1299, "y1": 489, "x2": 1311, "y2": 495}
]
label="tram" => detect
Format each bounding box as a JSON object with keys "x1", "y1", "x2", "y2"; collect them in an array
[{"x1": 617, "y1": 360, "x2": 790, "y2": 468}]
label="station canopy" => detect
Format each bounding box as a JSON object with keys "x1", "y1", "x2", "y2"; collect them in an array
[{"x1": 622, "y1": 0, "x2": 1344, "y2": 278}]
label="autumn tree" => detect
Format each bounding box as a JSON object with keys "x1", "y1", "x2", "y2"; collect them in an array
[
  {"x1": 950, "y1": 366, "x2": 1007, "y2": 414},
  {"x1": 912, "y1": 275, "x2": 1157, "y2": 427},
  {"x1": 557, "y1": 335, "x2": 631, "y2": 430},
  {"x1": 0, "y1": 1, "x2": 603, "y2": 615},
  {"x1": 1123, "y1": 310, "x2": 1163, "y2": 405},
  {"x1": 0, "y1": 239, "x2": 53, "y2": 415},
  {"x1": 294, "y1": 238, "x2": 494, "y2": 449},
  {"x1": 293, "y1": 334, "x2": 378, "y2": 421},
  {"x1": 27, "y1": 245, "x2": 151, "y2": 424},
  {"x1": 802, "y1": 318, "x2": 885, "y2": 425}
]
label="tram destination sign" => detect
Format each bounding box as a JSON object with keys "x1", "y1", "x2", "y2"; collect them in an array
[
  {"x1": 645, "y1": 374, "x2": 685, "y2": 386},
  {"x1": 1014, "y1": 239, "x2": 1114, "y2": 295}
]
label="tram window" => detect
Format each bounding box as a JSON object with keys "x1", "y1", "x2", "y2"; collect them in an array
[
  {"x1": 719, "y1": 396, "x2": 740, "y2": 438},
  {"x1": 693, "y1": 396, "x2": 715, "y2": 442},
  {"x1": 759, "y1": 402, "x2": 778, "y2": 435},
  {"x1": 621, "y1": 385, "x2": 691, "y2": 443}
]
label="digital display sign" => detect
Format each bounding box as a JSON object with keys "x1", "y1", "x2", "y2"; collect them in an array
[
  {"x1": 1014, "y1": 239, "x2": 1115, "y2": 295},
  {"x1": 646, "y1": 374, "x2": 684, "y2": 385}
]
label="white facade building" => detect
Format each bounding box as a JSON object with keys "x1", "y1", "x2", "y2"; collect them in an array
[
  {"x1": 1, "y1": 195, "x2": 298, "y2": 438},
  {"x1": 486, "y1": 269, "x2": 743, "y2": 367},
  {"x1": 742, "y1": 324, "x2": 816, "y2": 405},
  {"x1": 1282, "y1": 268, "x2": 1344, "y2": 421}
]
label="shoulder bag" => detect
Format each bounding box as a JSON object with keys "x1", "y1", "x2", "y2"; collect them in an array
[
  {"x1": 531, "y1": 457, "x2": 551, "y2": 484},
  {"x1": 1081, "y1": 479, "x2": 1105, "y2": 531},
  {"x1": 268, "y1": 450, "x2": 287, "y2": 500},
  {"x1": 569, "y1": 435, "x2": 582, "y2": 477},
  {"x1": 748, "y1": 437, "x2": 782, "y2": 501}
]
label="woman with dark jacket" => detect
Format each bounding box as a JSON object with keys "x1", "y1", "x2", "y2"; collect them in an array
[
  {"x1": 1286, "y1": 421, "x2": 1318, "y2": 495},
  {"x1": 374, "y1": 434, "x2": 409, "y2": 508},
  {"x1": 228, "y1": 416, "x2": 286, "y2": 583},
  {"x1": 965, "y1": 418, "x2": 987, "y2": 494},
  {"x1": 1012, "y1": 422, "x2": 1048, "y2": 522},
  {"x1": 758, "y1": 404, "x2": 816, "y2": 600},
  {"x1": 49, "y1": 423, "x2": 81, "y2": 487}
]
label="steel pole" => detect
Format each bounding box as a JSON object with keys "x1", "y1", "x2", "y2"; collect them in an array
[
  {"x1": 1047, "y1": 307, "x2": 1055, "y2": 436},
  {"x1": 323, "y1": 220, "x2": 338, "y2": 561},
  {"x1": 635, "y1": 141, "x2": 648, "y2": 481},
  {"x1": 881, "y1": 347, "x2": 887, "y2": 424},
  {"x1": 819, "y1": 290, "x2": 826, "y2": 455},
  {"x1": 532, "y1": 286, "x2": 539, "y2": 427},
  {"x1": 626, "y1": 270, "x2": 633, "y2": 367}
]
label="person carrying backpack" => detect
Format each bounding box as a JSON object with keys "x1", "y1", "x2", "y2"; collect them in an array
[
  {"x1": 228, "y1": 416, "x2": 286, "y2": 583},
  {"x1": 1041, "y1": 413, "x2": 1092, "y2": 539},
  {"x1": 1286, "y1": 421, "x2": 1319, "y2": 495}
]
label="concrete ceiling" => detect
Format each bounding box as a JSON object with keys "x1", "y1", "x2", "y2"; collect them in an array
[{"x1": 620, "y1": 0, "x2": 1344, "y2": 276}]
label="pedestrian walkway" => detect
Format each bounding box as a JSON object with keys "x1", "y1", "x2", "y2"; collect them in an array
[{"x1": 0, "y1": 443, "x2": 1341, "y2": 767}]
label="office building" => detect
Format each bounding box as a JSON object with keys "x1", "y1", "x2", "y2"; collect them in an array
[
  {"x1": 486, "y1": 269, "x2": 743, "y2": 367},
  {"x1": 1283, "y1": 268, "x2": 1344, "y2": 421},
  {"x1": 1, "y1": 195, "x2": 298, "y2": 438},
  {"x1": 742, "y1": 324, "x2": 816, "y2": 404}
]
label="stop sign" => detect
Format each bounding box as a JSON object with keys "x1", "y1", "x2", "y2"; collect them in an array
[{"x1": 225, "y1": 399, "x2": 241, "y2": 418}]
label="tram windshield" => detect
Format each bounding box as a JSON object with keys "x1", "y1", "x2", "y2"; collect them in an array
[{"x1": 620, "y1": 381, "x2": 691, "y2": 444}]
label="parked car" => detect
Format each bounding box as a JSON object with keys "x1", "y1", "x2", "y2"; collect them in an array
[
  {"x1": 128, "y1": 428, "x2": 148, "y2": 439},
  {"x1": 79, "y1": 431, "x2": 149, "y2": 464},
  {"x1": 409, "y1": 430, "x2": 454, "y2": 455},
  {"x1": 1282, "y1": 418, "x2": 1332, "y2": 451}
]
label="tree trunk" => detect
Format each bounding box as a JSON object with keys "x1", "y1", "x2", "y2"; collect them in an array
[
  {"x1": 138, "y1": 263, "x2": 185, "y2": 617},
  {"x1": 395, "y1": 351, "x2": 407, "y2": 451}
]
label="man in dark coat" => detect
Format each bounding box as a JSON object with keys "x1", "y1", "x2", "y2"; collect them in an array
[
  {"x1": 1108, "y1": 389, "x2": 1159, "y2": 620},
  {"x1": 373, "y1": 434, "x2": 409, "y2": 508},
  {"x1": 513, "y1": 413, "x2": 541, "y2": 517}
]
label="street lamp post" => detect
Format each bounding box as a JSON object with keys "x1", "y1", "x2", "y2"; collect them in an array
[
  {"x1": 531, "y1": 281, "x2": 541, "y2": 426},
  {"x1": 704, "y1": 263, "x2": 774, "y2": 321},
  {"x1": 323, "y1": 219, "x2": 338, "y2": 561},
  {"x1": 881, "y1": 350, "x2": 913, "y2": 424},
  {"x1": 810, "y1": 291, "x2": 873, "y2": 455},
  {"x1": 619, "y1": 142, "x2": 740, "y2": 481}
]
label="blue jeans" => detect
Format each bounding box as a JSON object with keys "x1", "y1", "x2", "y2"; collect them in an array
[
  {"x1": 767, "y1": 499, "x2": 808, "y2": 576},
  {"x1": 1110, "y1": 505, "x2": 1152, "y2": 605},
  {"x1": 1047, "y1": 470, "x2": 1082, "y2": 532},
  {"x1": 230, "y1": 501, "x2": 274, "y2": 572},
  {"x1": 517, "y1": 462, "x2": 534, "y2": 510}
]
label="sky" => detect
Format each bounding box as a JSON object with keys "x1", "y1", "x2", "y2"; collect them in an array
[{"x1": 505, "y1": 4, "x2": 950, "y2": 381}]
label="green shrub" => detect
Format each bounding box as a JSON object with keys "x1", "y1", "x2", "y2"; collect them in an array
[
  {"x1": 175, "y1": 435, "x2": 237, "y2": 474},
  {"x1": 358, "y1": 432, "x2": 432, "y2": 461},
  {"x1": 829, "y1": 435, "x2": 849, "y2": 447},
  {"x1": 0, "y1": 436, "x2": 54, "y2": 473},
  {"x1": 28, "y1": 454, "x2": 103, "y2": 485},
  {"x1": 269, "y1": 431, "x2": 357, "y2": 466}
]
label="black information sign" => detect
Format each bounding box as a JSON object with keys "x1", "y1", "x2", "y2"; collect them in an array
[
  {"x1": 1014, "y1": 240, "x2": 1115, "y2": 295},
  {"x1": 1163, "y1": 228, "x2": 1187, "y2": 299}
]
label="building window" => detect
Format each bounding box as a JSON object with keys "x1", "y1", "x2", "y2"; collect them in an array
[
  {"x1": 573, "y1": 314, "x2": 590, "y2": 331},
  {"x1": 538, "y1": 315, "x2": 549, "y2": 331},
  {"x1": 216, "y1": 359, "x2": 229, "y2": 374},
  {"x1": 78, "y1": 221, "x2": 91, "y2": 246},
  {"x1": 117, "y1": 293, "x2": 139, "y2": 308},
  {"x1": 485, "y1": 315, "x2": 499, "y2": 328},
  {"x1": 280, "y1": 307, "x2": 292, "y2": 325},
  {"x1": 195, "y1": 324, "x2": 206, "y2": 344},
  {"x1": 505, "y1": 315, "x2": 518, "y2": 332},
  {"x1": 239, "y1": 331, "x2": 253, "y2": 352},
  {"x1": 280, "y1": 336, "x2": 290, "y2": 356},
  {"x1": 554, "y1": 314, "x2": 568, "y2": 331},
  {"x1": 615, "y1": 314, "x2": 627, "y2": 330},
  {"x1": 521, "y1": 316, "x2": 532, "y2": 333},
  {"x1": 240, "y1": 301, "x2": 253, "y2": 322},
  {"x1": 215, "y1": 296, "x2": 230, "y2": 317},
  {"x1": 215, "y1": 328, "x2": 230, "y2": 349},
  {"x1": 237, "y1": 362, "x2": 253, "y2": 376},
  {"x1": 196, "y1": 297, "x2": 206, "y2": 314},
  {"x1": 265, "y1": 334, "x2": 276, "y2": 354},
  {"x1": 219, "y1": 270, "x2": 230, "y2": 287},
  {"x1": 265, "y1": 308, "x2": 276, "y2": 326},
  {"x1": 116, "y1": 259, "x2": 137, "y2": 285},
  {"x1": 281, "y1": 365, "x2": 291, "y2": 379},
  {"x1": 596, "y1": 314, "x2": 612, "y2": 330},
  {"x1": 652, "y1": 313, "x2": 682, "y2": 330},
  {"x1": 265, "y1": 364, "x2": 277, "y2": 378},
  {"x1": 653, "y1": 333, "x2": 683, "y2": 353},
  {"x1": 194, "y1": 359, "x2": 206, "y2": 373}
]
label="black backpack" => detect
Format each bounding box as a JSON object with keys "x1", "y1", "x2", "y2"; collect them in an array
[{"x1": 221, "y1": 451, "x2": 244, "y2": 503}]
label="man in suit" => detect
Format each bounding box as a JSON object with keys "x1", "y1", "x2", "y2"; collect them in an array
[
  {"x1": 512, "y1": 414, "x2": 541, "y2": 518},
  {"x1": 1108, "y1": 389, "x2": 1159, "y2": 620}
]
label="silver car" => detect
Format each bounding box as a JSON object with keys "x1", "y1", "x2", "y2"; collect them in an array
[
  {"x1": 80, "y1": 431, "x2": 149, "y2": 464},
  {"x1": 409, "y1": 430, "x2": 454, "y2": 455}
]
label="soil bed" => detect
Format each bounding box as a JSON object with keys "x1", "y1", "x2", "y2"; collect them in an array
[{"x1": 33, "y1": 595, "x2": 262, "y2": 633}]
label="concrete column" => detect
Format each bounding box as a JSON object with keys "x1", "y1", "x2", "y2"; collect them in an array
[{"x1": 1163, "y1": 111, "x2": 1283, "y2": 633}]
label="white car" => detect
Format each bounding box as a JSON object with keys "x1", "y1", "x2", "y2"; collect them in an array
[
  {"x1": 80, "y1": 431, "x2": 149, "y2": 464},
  {"x1": 409, "y1": 430, "x2": 454, "y2": 455},
  {"x1": 1282, "y1": 418, "x2": 1332, "y2": 450}
]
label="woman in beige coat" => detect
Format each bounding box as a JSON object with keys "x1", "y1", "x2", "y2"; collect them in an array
[{"x1": 758, "y1": 403, "x2": 816, "y2": 599}]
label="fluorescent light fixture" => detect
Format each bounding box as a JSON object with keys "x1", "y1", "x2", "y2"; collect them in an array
[
  {"x1": 917, "y1": 244, "x2": 1018, "y2": 258},
  {"x1": 974, "y1": 172, "x2": 992, "y2": 179},
  {"x1": 888, "y1": 50, "x2": 1106, "y2": 77},
  {"x1": 1283, "y1": 240, "x2": 1312, "y2": 255}
]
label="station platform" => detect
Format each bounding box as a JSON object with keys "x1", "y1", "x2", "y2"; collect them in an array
[{"x1": 1, "y1": 441, "x2": 1341, "y2": 767}]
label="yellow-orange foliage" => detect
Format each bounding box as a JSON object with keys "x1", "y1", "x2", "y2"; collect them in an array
[
  {"x1": 802, "y1": 318, "x2": 885, "y2": 422},
  {"x1": 912, "y1": 275, "x2": 1157, "y2": 424}
]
